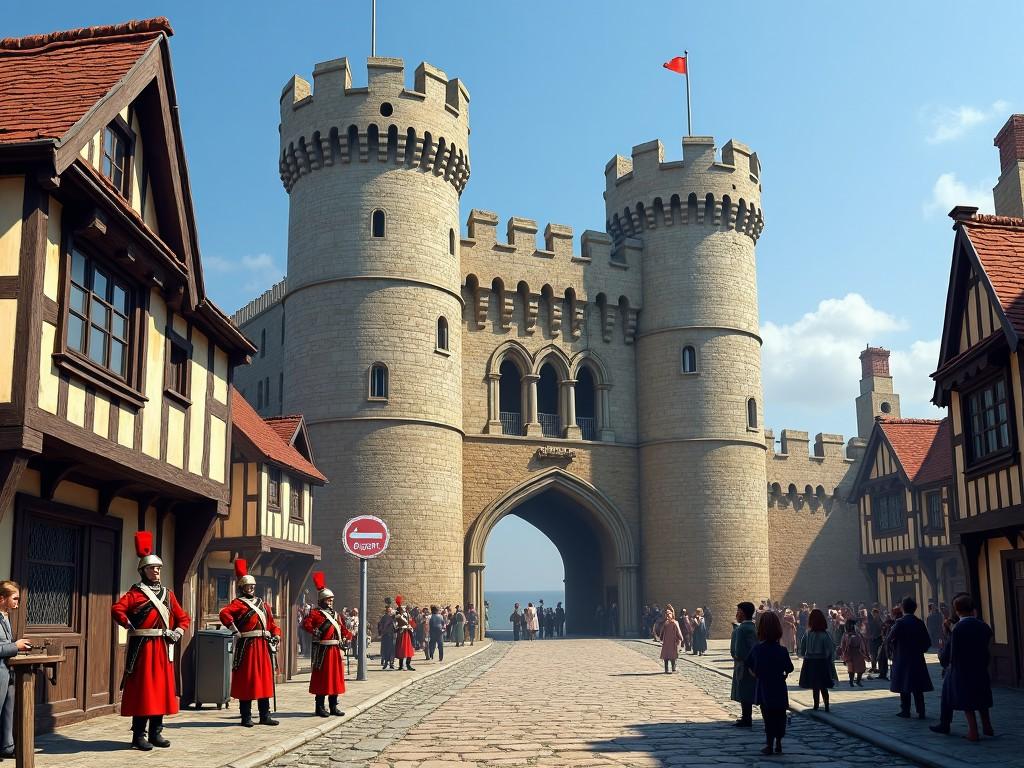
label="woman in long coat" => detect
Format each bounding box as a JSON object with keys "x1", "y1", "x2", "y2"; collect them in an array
[
  {"x1": 730, "y1": 602, "x2": 758, "y2": 727},
  {"x1": 659, "y1": 607, "x2": 683, "y2": 673},
  {"x1": 377, "y1": 607, "x2": 396, "y2": 669},
  {"x1": 782, "y1": 610, "x2": 797, "y2": 654},
  {"x1": 451, "y1": 606, "x2": 466, "y2": 647},
  {"x1": 839, "y1": 617, "x2": 868, "y2": 686},
  {"x1": 691, "y1": 608, "x2": 708, "y2": 655}
]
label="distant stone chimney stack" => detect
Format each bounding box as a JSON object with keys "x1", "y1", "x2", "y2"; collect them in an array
[
  {"x1": 993, "y1": 114, "x2": 1024, "y2": 218},
  {"x1": 856, "y1": 345, "x2": 900, "y2": 439}
]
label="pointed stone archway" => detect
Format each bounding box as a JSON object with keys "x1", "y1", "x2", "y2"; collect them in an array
[{"x1": 465, "y1": 468, "x2": 639, "y2": 637}]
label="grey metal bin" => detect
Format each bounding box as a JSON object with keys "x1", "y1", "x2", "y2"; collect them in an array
[{"x1": 193, "y1": 628, "x2": 233, "y2": 709}]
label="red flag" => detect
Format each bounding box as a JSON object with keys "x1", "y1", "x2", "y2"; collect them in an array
[{"x1": 663, "y1": 56, "x2": 687, "y2": 75}]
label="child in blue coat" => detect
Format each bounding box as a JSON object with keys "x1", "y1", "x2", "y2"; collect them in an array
[{"x1": 747, "y1": 611, "x2": 794, "y2": 755}]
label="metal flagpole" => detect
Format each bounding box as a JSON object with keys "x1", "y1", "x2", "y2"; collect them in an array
[
  {"x1": 357, "y1": 557, "x2": 368, "y2": 681},
  {"x1": 371, "y1": 0, "x2": 376, "y2": 57},
  {"x1": 685, "y1": 49, "x2": 692, "y2": 136}
]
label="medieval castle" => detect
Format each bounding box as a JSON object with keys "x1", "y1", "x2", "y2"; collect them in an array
[{"x1": 232, "y1": 55, "x2": 894, "y2": 636}]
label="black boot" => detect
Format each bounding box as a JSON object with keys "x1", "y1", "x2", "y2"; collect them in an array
[
  {"x1": 314, "y1": 695, "x2": 329, "y2": 718},
  {"x1": 148, "y1": 715, "x2": 170, "y2": 748},
  {"x1": 131, "y1": 716, "x2": 153, "y2": 751},
  {"x1": 329, "y1": 695, "x2": 344, "y2": 717},
  {"x1": 258, "y1": 698, "x2": 279, "y2": 726},
  {"x1": 240, "y1": 700, "x2": 255, "y2": 728},
  {"x1": 406, "y1": 658, "x2": 415, "y2": 671}
]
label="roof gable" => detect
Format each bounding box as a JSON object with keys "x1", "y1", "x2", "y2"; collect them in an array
[
  {"x1": 849, "y1": 418, "x2": 951, "y2": 497},
  {"x1": 231, "y1": 389, "x2": 327, "y2": 483}
]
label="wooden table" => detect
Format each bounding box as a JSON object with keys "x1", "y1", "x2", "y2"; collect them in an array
[{"x1": 8, "y1": 654, "x2": 63, "y2": 768}]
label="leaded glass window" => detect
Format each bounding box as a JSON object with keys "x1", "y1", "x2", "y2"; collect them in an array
[
  {"x1": 26, "y1": 519, "x2": 79, "y2": 627},
  {"x1": 67, "y1": 249, "x2": 131, "y2": 379},
  {"x1": 965, "y1": 377, "x2": 1011, "y2": 464}
]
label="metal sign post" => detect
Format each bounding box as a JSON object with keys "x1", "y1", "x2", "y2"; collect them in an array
[
  {"x1": 342, "y1": 515, "x2": 390, "y2": 684},
  {"x1": 357, "y1": 557, "x2": 368, "y2": 681}
]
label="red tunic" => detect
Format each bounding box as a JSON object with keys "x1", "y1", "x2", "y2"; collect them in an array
[
  {"x1": 219, "y1": 597, "x2": 281, "y2": 701},
  {"x1": 395, "y1": 617, "x2": 415, "y2": 659},
  {"x1": 302, "y1": 609, "x2": 353, "y2": 695},
  {"x1": 111, "y1": 584, "x2": 190, "y2": 717}
]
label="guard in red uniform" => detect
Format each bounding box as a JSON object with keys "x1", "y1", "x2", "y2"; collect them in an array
[
  {"x1": 394, "y1": 596, "x2": 416, "y2": 671},
  {"x1": 301, "y1": 572, "x2": 353, "y2": 717},
  {"x1": 219, "y1": 559, "x2": 281, "y2": 727},
  {"x1": 111, "y1": 531, "x2": 190, "y2": 751}
]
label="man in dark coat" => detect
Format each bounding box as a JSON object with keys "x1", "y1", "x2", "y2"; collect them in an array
[
  {"x1": 930, "y1": 594, "x2": 994, "y2": 740},
  {"x1": 926, "y1": 603, "x2": 943, "y2": 649},
  {"x1": 730, "y1": 602, "x2": 758, "y2": 727},
  {"x1": 889, "y1": 596, "x2": 933, "y2": 718}
]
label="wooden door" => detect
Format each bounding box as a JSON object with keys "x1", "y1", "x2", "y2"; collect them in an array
[{"x1": 84, "y1": 526, "x2": 118, "y2": 711}]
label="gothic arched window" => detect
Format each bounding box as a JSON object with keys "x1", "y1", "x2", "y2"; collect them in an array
[
  {"x1": 681, "y1": 345, "x2": 697, "y2": 374},
  {"x1": 371, "y1": 209, "x2": 386, "y2": 238}
]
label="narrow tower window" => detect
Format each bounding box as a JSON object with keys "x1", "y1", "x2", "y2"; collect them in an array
[
  {"x1": 371, "y1": 209, "x2": 386, "y2": 238},
  {"x1": 681, "y1": 346, "x2": 697, "y2": 374},
  {"x1": 260, "y1": 328, "x2": 266, "y2": 358},
  {"x1": 369, "y1": 362, "x2": 389, "y2": 400},
  {"x1": 436, "y1": 316, "x2": 449, "y2": 351},
  {"x1": 747, "y1": 397, "x2": 758, "y2": 429},
  {"x1": 449, "y1": 227, "x2": 456, "y2": 255}
]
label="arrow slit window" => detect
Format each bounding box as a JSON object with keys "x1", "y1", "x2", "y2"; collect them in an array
[{"x1": 369, "y1": 362, "x2": 389, "y2": 401}]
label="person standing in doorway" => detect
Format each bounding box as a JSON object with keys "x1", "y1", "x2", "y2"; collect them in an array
[
  {"x1": 111, "y1": 533, "x2": 189, "y2": 750},
  {"x1": 730, "y1": 602, "x2": 758, "y2": 727},
  {"x1": 0, "y1": 581, "x2": 32, "y2": 759},
  {"x1": 509, "y1": 603, "x2": 523, "y2": 642},
  {"x1": 889, "y1": 596, "x2": 933, "y2": 719},
  {"x1": 219, "y1": 559, "x2": 281, "y2": 728}
]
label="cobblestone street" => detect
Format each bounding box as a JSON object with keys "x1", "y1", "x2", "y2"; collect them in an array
[{"x1": 269, "y1": 639, "x2": 916, "y2": 767}]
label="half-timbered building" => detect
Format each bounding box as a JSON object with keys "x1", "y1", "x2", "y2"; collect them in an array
[
  {"x1": 200, "y1": 389, "x2": 325, "y2": 680},
  {"x1": 933, "y1": 201, "x2": 1024, "y2": 685},
  {"x1": 0, "y1": 18, "x2": 255, "y2": 727},
  {"x1": 851, "y1": 417, "x2": 962, "y2": 610}
]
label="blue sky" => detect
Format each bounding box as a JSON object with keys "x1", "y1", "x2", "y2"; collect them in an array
[{"x1": 9, "y1": 2, "x2": 1021, "y2": 590}]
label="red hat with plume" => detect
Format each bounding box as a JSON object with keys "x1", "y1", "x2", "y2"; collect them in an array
[
  {"x1": 135, "y1": 531, "x2": 162, "y2": 570},
  {"x1": 234, "y1": 558, "x2": 255, "y2": 586},
  {"x1": 313, "y1": 571, "x2": 333, "y2": 602},
  {"x1": 395, "y1": 594, "x2": 403, "y2": 607}
]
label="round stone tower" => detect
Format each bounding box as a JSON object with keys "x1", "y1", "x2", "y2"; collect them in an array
[
  {"x1": 604, "y1": 136, "x2": 769, "y2": 636},
  {"x1": 278, "y1": 57, "x2": 470, "y2": 610}
]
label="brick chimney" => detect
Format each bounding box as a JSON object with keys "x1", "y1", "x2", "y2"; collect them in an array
[
  {"x1": 856, "y1": 345, "x2": 900, "y2": 439},
  {"x1": 993, "y1": 114, "x2": 1024, "y2": 218}
]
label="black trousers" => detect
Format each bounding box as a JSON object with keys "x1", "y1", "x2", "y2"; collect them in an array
[
  {"x1": 131, "y1": 715, "x2": 163, "y2": 735},
  {"x1": 239, "y1": 698, "x2": 271, "y2": 720},
  {"x1": 512, "y1": 626, "x2": 520, "y2": 641},
  {"x1": 740, "y1": 701, "x2": 753, "y2": 723},
  {"x1": 900, "y1": 691, "x2": 926, "y2": 715},
  {"x1": 877, "y1": 645, "x2": 889, "y2": 677},
  {"x1": 429, "y1": 634, "x2": 444, "y2": 662},
  {"x1": 869, "y1": 637, "x2": 883, "y2": 668},
  {"x1": 760, "y1": 706, "x2": 787, "y2": 740}
]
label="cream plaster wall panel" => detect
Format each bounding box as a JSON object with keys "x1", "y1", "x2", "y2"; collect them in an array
[
  {"x1": 93, "y1": 392, "x2": 110, "y2": 439},
  {"x1": 37, "y1": 321, "x2": 58, "y2": 415},
  {"x1": 66, "y1": 379, "x2": 86, "y2": 427},
  {"x1": 142, "y1": 289, "x2": 167, "y2": 458},
  {"x1": 230, "y1": 463, "x2": 244, "y2": 517},
  {"x1": 0, "y1": 502, "x2": 12, "y2": 579},
  {"x1": 208, "y1": 416, "x2": 226, "y2": 483},
  {"x1": 53, "y1": 481, "x2": 99, "y2": 512},
  {"x1": 110, "y1": 496, "x2": 141, "y2": 600},
  {"x1": 129, "y1": 112, "x2": 144, "y2": 215},
  {"x1": 188, "y1": 331, "x2": 209, "y2": 475},
  {"x1": 0, "y1": 177, "x2": 23, "y2": 276},
  {"x1": 247, "y1": 463, "x2": 258, "y2": 495},
  {"x1": 166, "y1": 406, "x2": 185, "y2": 468},
  {"x1": 117, "y1": 405, "x2": 134, "y2": 448},
  {"x1": 213, "y1": 347, "x2": 228, "y2": 404},
  {"x1": 0, "y1": 300, "x2": 16, "y2": 402},
  {"x1": 143, "y1": 178, "x2": 159, "y2": 234},
  {"x1": 172, "y1": 313, "x2": 187, "y2": 338},
  {"x1": 43, "y1": 197, "x2": 62, "y2": 300},
  {"x1": 280, "y1": 475, "x2": 291, "y2": 529}
]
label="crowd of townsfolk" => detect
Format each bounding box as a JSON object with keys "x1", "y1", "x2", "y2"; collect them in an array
[
  {"x1": 656, "y1": 595, "x2": 996, "y2": 754},
  {"x1": 507, "y1": 601, "x2": 566, "y2": 640}
]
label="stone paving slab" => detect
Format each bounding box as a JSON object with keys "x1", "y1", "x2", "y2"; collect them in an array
[
  {"x1": 653, "y1": 637, "x2": 1024, "y2": 768},
  {"x1": 277, "y1": 638, "x2": 916, "y2": 767},
  {"x1": 29, "y1": 639, "x2": 491, "y2": 768}
]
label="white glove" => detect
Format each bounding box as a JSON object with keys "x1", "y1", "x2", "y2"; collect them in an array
[{"x1": 165, "y1": 628, "x2": 184, "y2": 643}]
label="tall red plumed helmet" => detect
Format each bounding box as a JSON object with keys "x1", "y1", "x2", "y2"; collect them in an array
[
  {"x1": 135, "y1": 531, "x2": 163, "y2": 571},
  {"x1": 312, "y1": 571, "x2": 334, "y2": 602},
  {"x1": 394, "y1": 595, "x2": 403, "y2": 607},
  {"x1": 234, "y1": 558, "x2": 256, "y2": 587}
]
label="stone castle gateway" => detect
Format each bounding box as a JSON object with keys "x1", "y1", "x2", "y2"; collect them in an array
[{"x1": 235, "y1": 55, "x2": 879, "y2": 636}]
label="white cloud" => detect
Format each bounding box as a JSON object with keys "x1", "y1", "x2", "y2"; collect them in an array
[
  {"x1": 922, "y1": 172, "x2": 993, "y2": 217},
  {"x1": 761, "y1": 294, "x2": 941, "y2": 429},
  {"x1": 922, "y1": 100, "x2": 1009, "y2": 144},
  {"x1": 203, "y1": 252, "x2": 284, "y2": 294}
]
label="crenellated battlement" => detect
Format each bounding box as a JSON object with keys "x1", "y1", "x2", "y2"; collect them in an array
[
  {"x1": 764, "y1": 428, "x2": 866, "y2": 510},
  {"x1": 603, "y1": 136, "x2": 764, "y2": 243},
  {"x1": 278, "y1": 57, "x2": 470, "y2": 194}
]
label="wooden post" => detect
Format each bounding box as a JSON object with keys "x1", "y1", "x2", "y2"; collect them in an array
[{"x1": 8, "y1": 654, "x2": 63, "y2": 768}]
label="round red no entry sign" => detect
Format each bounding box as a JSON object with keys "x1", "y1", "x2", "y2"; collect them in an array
[{"x1": 342, "y1": 515, "x2": 390, "y2": 558}]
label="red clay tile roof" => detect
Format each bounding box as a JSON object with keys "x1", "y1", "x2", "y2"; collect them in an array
[
  {"x1": 0, "y1": 18, "x2": 171, "y2": 145},
  {"x1": 264, "y1": 415, "x2": 303, "y2": 445},
  {"x1": 879, "y1": 418, "x2": 952, "y2": 485},
  {"x1": 231, "y1": 388, "x2": 327, "y2": 483},
  {"x1": 960, "y1": 216, "x2": 1024, "y2": 338}
]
